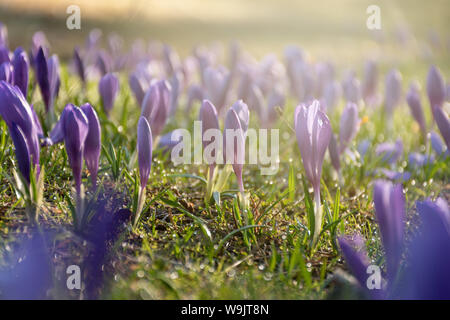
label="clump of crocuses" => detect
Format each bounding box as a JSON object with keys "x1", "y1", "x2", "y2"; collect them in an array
[{"x1": 295, "y1": 100, "x2": 331, "y2": 245}]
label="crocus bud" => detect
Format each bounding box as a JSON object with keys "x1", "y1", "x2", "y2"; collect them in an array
[
  {"x1": 10, "y1": 122, "x2": 31, "y2": 183},
  {"x1": 295, "y1": 100, "x2": 331, "y2": 243},
  {"x1": 0, "y1": 45, "x2": 9, "y2": 64},
  {"x1": 375, "y1": 139, "x2": 403, "y2": 164},
  {"x1": 80, "y1": 103, "x2": 101, "y2": 189},
  {"x1": 0, "y1": 61, "x2": 12, "y2": 83},
  {"x1": 61, "y1": 104, "x2": 89, "y2": 194},
  {"x1": 426, "y1": 65, "x2": 445, "y2": 110},
  {"x1": 12, "y1": 47, "x2": 29, "y2": 97},
  {"x1": 323, "y1": 80, "x2": 341, "y2": 111},
  {"x1": 98, "y1": 73, "x2": 119, "y2": 115},
  {"x1": 199, "y1": 100, "x2": 220, "y2": 166},
  {"x1": 224, "y1": 107, "x2": 246, "y2": 193},
  {"x1": 406, "y1": 82, "x2": 427, "y2": 137},
  {"x1": 432, "y1": 105, "x2": 450, "y2": 151},
  {"x1": 339, "y1": 102, "x2": 359, "y2": 154},
  {"x1": 429, "y1": 131, "x2": 447, "y2": 155},
  {"x1": 73, "y1": 47, "x2": 85, "y2": 84},
  {"x1": 343, "y1": 76, "x2": 361, "y2": 104},
  {"x1": 362, "y1": 60, "x2": 378, "y2": 106},
  {"x1": 143, "y1": 80, "x2": 171, "y2": 138},
  {"x1": 384, "y1": 69, "x2": 402, "y2": 115},
  {"x1": 36, "y1": 48, "x2": 60, "y2": 113},
  {"x1": 231, "y1": 100, "x2": 249, "y2": 136},
  {"x1": 373, "y1": 180, "x2": 405, "y2": 283},
  {"x1": 137, "y1": 116, "x2": 153, "y2": 189},
  {"x1": 328, "y1": 132, "x2": 340, "y2": 172}
]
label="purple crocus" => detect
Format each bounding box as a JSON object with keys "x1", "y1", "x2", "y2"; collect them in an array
[
  {"x1": 73, "y1": 47, "x2": 85, "y2": 84},
  {"x1": 432, "y1": 106, "x2": 450, "y2": 151},
  {"x1": 36, "y1": 48, "x2": 60, "y2": 113},
  {"x1": 0, "y1": 61, "x2": 12, "y2": 83},
  {"x1": 61, "y1": 104, "x2": 89, "y2": 194},
  {"x1": 80, "y1": 103, "x2": 101, "y2": 189},
  {"x1": 0, "y1": 45, "x2": 9, "y2": 64},
  {"x1": 223, "y1": 107, "x2": 246, "y2": 195},
  {"x1": 406, "y1": 82, "x2": 427, "y2": 137},
  {"x1": 384, "y1": 69, "x2": 402, "y2": 118},
  {"x1": 339, "y1": 102, "x2": 359, "y2": 154},
  {"x1": 137, "y1": 116, "x2": 153, "y2": 189},
  {"x1": 362, "y1": 60, "x2": 379, "y2": 107},
  {"x1": 429, "y1": 131, "x2": 448, "y2": 156},
  {"x1": 98, "y1": 73, "x2": 119, "y2": 116},
  {"x1": 373, "y1": 180, "x2": 405, "y2": 283},
  {"x1": 200, "y1": 100, "x2": 220, "y2": 180},
  {"x1": 0, "y1": 81, "x2": 40, "y2": 178},
  {"x1": 375, "y1": 139, "x2": 403, "y2": 164},
  {"x1": 12, "y1": 47, "x2": 29, "y2": 97},
  {"x1": 9, "y1": 122, "x2": 31, "y2": 183},
  {"x1": 295, "y1": 100, "x2": 332, "y2": 243},
  {"x1": 141, "y1": 80, "x2": 171, "y2": 138},
  {"x1": 426, "y1": 65, "x2": 445, "y2": 110},
  {"x1": 328, "y1": 131, "x2": 340, "y2": 173}
]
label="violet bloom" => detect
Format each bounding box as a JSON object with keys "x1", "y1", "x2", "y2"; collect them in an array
[
  {"x1": 137, "y1": 116, "x2": 153, "y2": 190},
  {"x1": 0, "y1": 45, "x2": 9, "y2": 64},
  {"x1": 328, "y1": 132, "x2": 340, "y2": 173},
  {"x1": 200, "y1": 100, "x2": 220, "y2": 179},
  {"x1": 432, "y1": 105, "x2": 450, "y2": 151},
  {"x1": 141, "y1": 80, "x2": 171, "y2": 139},
  {"x1": 429, "y1": 131, "x2": 448, "y2": 156},
  {"x1": 343, "y1": 76, "x2": 361, "y2": 105},
  {"x1": 408, "y1": 152, "x2": 434, "y2": 169},
  {"x1": 10, "y1": 122, "x2": 31, "y2": 183},
  {"x1": 30, "y1": 32, "x2": 49, "y2": 68},
  {"x1": 295, "y1": 100, "x2": 332, "y2": 243},
  {"x1": 223, "y1": 107, "x2": 246, "y2": 195},
  {"x1": 12, "y1": 47, "x2": 29, "y2": 97},
  {"x1": 426, "y1": 65, "x2": 445, "y2": 110},
  {"x1": 323, "y1": 81, "x2": 341, "y2": 111},
  {"x1": 0, "y1": 81, "x2": 40, "y2": 179},
  {"x1": 339, "y1": 103, "x2": 359, "y2": 154},
  {"x1": 0, "y1": 61, "x2": 12, "y2": 83},
  {"x1": 375, "y1": 139, "x2": 403, "y2": 164},
  {"x1": 36, "y1": 48, "x2": 60, "y2": 113},
  {"x1": 60, "y1": 104, "x2": 89, "y2": 194},
  {"x1": 384, "y1": 69, "x2": 402, "y2": 118},
  {"x1": 98, "y1": 73, "x2": 119, "y2": 116},
  {"x1": 80, "y1": 103, "x2": 101, "y2": 189},
  {"x1": 73, "y1": 47, "x2": 85, "y2": 84},
  {"x1": 406, "y1": 82, "x2": 427, "y2": 137},
  {"x1": 203, "y1": 66, "x2": 231, "y2": 113}
]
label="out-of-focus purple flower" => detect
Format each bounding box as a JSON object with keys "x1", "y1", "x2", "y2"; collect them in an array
[
  {"x1": 343, "y1": 75, "x2": 361, "y2": 105},
  {"x1": 378, "y1": 169, "x2": 411, "y2": 182},
  {"x1": 200, "y1": 100, "x2": 220, "y2": 168},
  {"x1": 224, "y1": 107, "x2": 246, "y2": 193},
  {"x1": 30, "y1": 32, "x2": 49, "y2": 67},
  {"x1": 328, "y1": 131, "x2": 340, "y2": 172},
  {"x1": 0, "y1": 45, "x2": 9, "y2": 64},
  {"x1": 429, "y1": 131, "x2": 448, "y2": 156},
  {"x1": 96, "y1": 50, "x2": 112, "y2": 76},
  {"x1": 36, "y1": 48, "x2": 60, "y2": 113},
  {"x1": 61, "y1": 104, "x2": 89, "y2": 194},
  {"x1": 357, "y1": 139, "x2": 370, "y2": 159},
  {"x1": 406, "y1": 82, "x2": 427, "y2": 137},
  {"x1": 401, "y1": 198, "x2": 450, "y2": 299},
  {"x1": 339, "y1": 103, "x2": 359, "y2": 154},
  {"x1": 157, "y1": 129, "x2": 183, "y2": 153},
  {"x1": 373, "y1": 180, "x2": 405, "y2": 282},
  {"x1": 384, "y1": 69, "x2": 402, "y2": 115},
  {"x1": 98, "y1": 73, "x2": 119, "y2": 115},
  {"x1": 295, "y1": 100, "x2": 331, "y2": 242},
  {"x1": 73, "y1": 47, "x2": 85, "y2": 84},
  {"x1": 0, "y1": 81, "x2": 40, "y2": 174},
  {"x1": 362, "y1": 60, "x2": 379, "y2": 106},
  {"x1": 203, "y1": 66, "x2": 231, "y2": 113},
  {"x1": 0, "y1": 61, "x2": 12, "y2": 83},
  {"x1": 432, "y1": 105, "x2": 450, "y2": 151},
  {"x1": 186, "y1": 84, "x2": 204, "y2": 113},
  {"x1": 375, "y1": 139, "x2": 403, "y2": 164},
  {"x1": 141, "y1": 80, "x2": 171, "y2": 138},
  {"x1": 322, "y1": 80, "x2": 341, "y2": 111},
  {"x1": 0, "y1": 23, "x2": 8, "y2": 48},
  {"x1": 137, "y1": 116, "x2": 153, "y2": 189},
  {"x1": 231, "y1": 100, "x2": 249, "y2": 136},
  {"x1": 80, "y1": 103, "x2": 101, "y2": 189},
  {"x1": 12, "y1": 47, "x2": 29, "y2": 97},
  {"x1": 426, "y1": 65, "x2": 445, "y2": 110},
  {"x1": 408, "y1": 152, "x2": 434, "y2": 168}
]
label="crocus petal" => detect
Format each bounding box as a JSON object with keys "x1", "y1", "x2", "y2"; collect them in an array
[
  {"x1": 224, "y1": 108, "x2": 246, "y2": 192},
  {"x1": 406, "y1": 82, "x2": 426, "y2": 136},
  {"x1": 149, "y1": 80, "x2": 171, "y2": 138},
  {"x1": 231, "y1": 100, "x2": 249, "y2": 136},
  {"x1": 10, "y1": 122, "x2": 31, "y2": 183},
  {"x1": 338, "y1": 235, "x2": 371, "y2": 290},
  {"x1": 373, "y1": 180, "x2": 405, "y2": 283},
  {"x1": 339, "y1": 102, "x2": 359, "y2": 153},
  {"x1": 328, "y1": 131, "x2": 340, "y2": 172},
  {"x1": 384, "y1": 69, "x2": 402, "y2": 115},
  {"x1": 427, "y1": 65, "x2": 445, "y2": 110},
  {"x1": 137, "y1": 116, "x2": 153, "y2": 189},
  {"x1": 62, "y1": 104, "x2": 89, "y2": 194},
  {"x1": 73, "y1": 47, "x2": 85, "y2": 83},
  {"x1": 99, "y1": 73, "x2": 119, "y2": 115},
  {"x1": 200, "y1": 100, "x2": 220, "y2": 166},
  {"x1": 35, "y1": 47, "x2": 50, "y2": 111},
  {"x1": 141, "y1": 82, "x2": 160, "y2": 123},
  {"x1": 0, "y1": 45, "x2": 9, "y2": 64},
  {"x1": 80, "y1": 103, "x2": 101, "y2": 189},
  {"x1": 432, "y1": 106, "x2": 450, "y2": 151},
  {"x1": 12, "y1": 47, "x2": 29, "y2": 97},
  {"x1": 0, "y1": 61, "x2": 13, "y2": 83}
]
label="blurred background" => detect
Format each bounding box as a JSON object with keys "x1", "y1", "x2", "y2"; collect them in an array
[{"x1": 0, "y1": 0, "x2": 449, "y2": 68}]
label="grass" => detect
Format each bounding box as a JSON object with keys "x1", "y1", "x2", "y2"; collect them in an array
[{"x1": 0, "y1": 0, "x2": 449, "y2": 299}]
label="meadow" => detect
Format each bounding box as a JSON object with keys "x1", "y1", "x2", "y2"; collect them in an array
[{"x1": 0, "y1": 0, "x2": 449, "y2": 300}]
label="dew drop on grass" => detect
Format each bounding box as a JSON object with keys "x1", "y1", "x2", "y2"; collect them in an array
[
  {"x1": 258, "y1": 264, "x2": 265, "y2": 271},
  {"x1": 137, "y1": 270, "x2": 144, "y2": 278},
  {"x1": 263, "y1": 272, "x2": 273, "y2": 281}
]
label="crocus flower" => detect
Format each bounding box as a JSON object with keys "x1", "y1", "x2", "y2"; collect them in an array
[
  {"x1": 343, "y1": 76, "x2": 361, "y2": 105},
  {"x1": 375, "y1": 139, "x2": 403, "y2": 164},
  {"x1": 10, "y1": 122, "x2": 31, "y2": 183},
  {"x1": 373, "y1": 180, "x2": 405, "y2": 283},
  {"x1": 223, "y1": 107, "x2": 246, "y2": 195},
  {"x1": 328, "y1": 132, "x2": 340, "y2": 173},
  {"x1": 339, "y1": 103, "x2": 359, "y2": 154},
  {"x1": 12, "y1": 47, "x2": 29, "y2": 97},
  {"x1": 73, "y1": 47, "x2": 85, "y2": 84},
  {"x1": 231, "y1": 100, "x2": 249, "y2": 136},
  {"x1": 0, "y1": 81, "x2": 40, "y2": 176},
  {"x1": 362, "y1": 60, "x2": 379, "y2": 106},
  {"x1": 429, "y1": 131, "x2": 448, "y2": 156},
  {"x1": 98, "y1": 73, "x2": 119, "y2": 116},
  {"x1": 406, "y1": 82, "x2": 426, "y2": 137},
  {"x1": 80, "y1": 103, "x2": 101, "y2": 189},
  {"x1": 295, "y1": 100, "x2": 332, "y2": 243},
  {"x1": 408, "y1": 152, "x2": 434, "y2": 168},
  {"x1": 36, "y1": 48, "x2": 60, "y2": 113},
  {"x1": 200, "y1": 100, "x2": 220, "y2": 174},
  {"x1": 432, "y1": 105, "x2": 450, "y2": 151},
  {"x1": 0, "y1": 45, "x2": 9, "y2": 64},
  {"x1": 0, "y1": 61, "x2": 12, "y2": 83},
  {"x1": 384, "y1": 69, "x2": 402, "y2": 118},
  {"x1": 203, "y1": 66, "x2": 231, "y2": 113},
  {"x1": 30, "y1": 32, "x2": 49, "y2": 67},
  {"x1": 137, "y1": 116, "x2": 153, "y2": 189},
  {"x1": 61, "y1": 104, "x2": 89, "y2": 194},
  {"x1": 141, "y1": 80, "x2": 171, "y2": 138},
  {"x1": 426, "y1": 65, "x2": 445, "y2": 110},
  {"x1": 322, "y1": 80, "x2": 341, "y2": 111}
]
